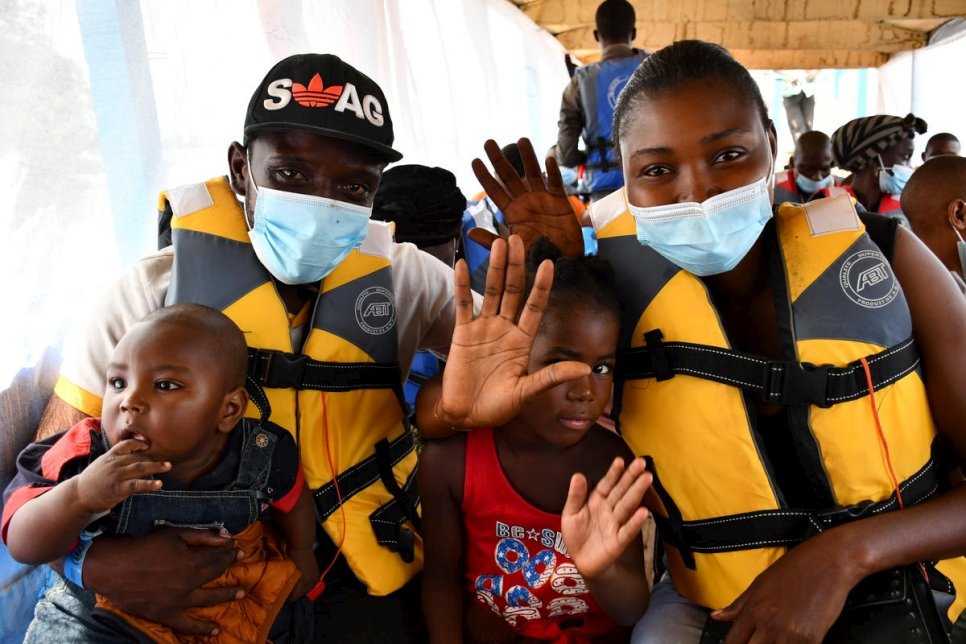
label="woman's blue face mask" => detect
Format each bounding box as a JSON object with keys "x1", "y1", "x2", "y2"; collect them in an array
[
  {"x1": 877, "y1": 155, "x2": 913, "y2": 195},
  {"x1": 628, "y1": 176, "x2": 774, "y2": 276}
]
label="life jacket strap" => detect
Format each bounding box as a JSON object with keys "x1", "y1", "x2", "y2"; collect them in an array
[
  {"x1": 312, "y1": 430, "x2": 417, "y2": 518},
  {"x1": 654, "y1": 457, "x2": 939, "y2": 569},
  {"x1": 247, "y1": 348, "x2": 402, "y2": 392},
  {"x1": 369, "y1": 468, "x2": 420, "y2": 563},
  {"x1": 616, "y1": 333, "x2": 920, "y2": 408}
]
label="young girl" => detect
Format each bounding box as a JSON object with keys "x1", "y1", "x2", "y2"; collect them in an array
[
  {"x1": 419, "y1": 237, "x2": 651, "y2": 642},
  {"x1": 439, "y1": 40, "x2": 966, "y2": 643}
]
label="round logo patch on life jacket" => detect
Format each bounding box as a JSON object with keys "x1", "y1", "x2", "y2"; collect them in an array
[
  {"x1": 839, "y1": 250, "x2": 899, "y2": 309},
  {"x1": 355, "y1": 286, "x2": 396, "y2": 335},
  {"x1": 607, "y1": 74, "x2": 630, "y2": 109}
]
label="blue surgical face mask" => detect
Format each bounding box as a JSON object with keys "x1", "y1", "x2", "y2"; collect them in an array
[
  {"x1": 795, "y1": 172, "x2": 832, "y2": 195},
  {"x1": 628, "y1": 176, "x2": 774, "y2": 276},
  {"x1": 953, "y1": 224, "x2": 966, "y2": 279},
  {"x1": 246, "y1": 155, "x2": 370, "y2": 285},
  {"x1": 877, "y1": 155, "x2": 913, "y2": 195},
  {"x1": 559, "y1": 165, "x2": 579, "y2": 187}
]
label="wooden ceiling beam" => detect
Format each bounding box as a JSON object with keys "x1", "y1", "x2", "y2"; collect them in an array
[
  {"x1": 517, "y1": 0, "x2": 966, "y2": 26},
  {"x1": 730, "y1": 48, "x2": 890, "y2": 68},
  {"x1": 554, "y1": 20, "x2": 926, "y2": 52}
]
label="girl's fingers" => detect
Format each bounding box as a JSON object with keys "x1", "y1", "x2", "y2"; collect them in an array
[
  {"x1": 605, "y1": 457, "x2": 643, "y2": 506},
  {"x1": 616, "y1": 507, "x2": 650, "y2": 547},
  {"x1": 519, "y1": 361, "x2": 592, "y2": 403},
  {"x1": 516, "y1": 259, "x2": 554, "y2": 337},
  {"x1": 563, "y1": 473, "x2": 589, "y2": 518},
  {"x1": 592, "y1": 457, "x2": 626, "y2": 501},
  {"x1": 454, "y1": 259, "x2": 474, "y2": 327},
  {"x1": 499, "y1": 236, "x2": 526, "y2": 321},
  {"x1": 480, "y1": 238, "x2": 507, "y2": 317},
  {"x1": 612, "y1": 470, "x2": 652, "y2": 525}
]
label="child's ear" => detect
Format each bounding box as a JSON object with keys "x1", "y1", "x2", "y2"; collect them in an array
[{"x1": 217, "y1": 386, "x2": 249, "y2": 433}]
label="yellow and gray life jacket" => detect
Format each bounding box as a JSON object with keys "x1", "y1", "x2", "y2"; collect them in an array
[
  {"x1": 591, "y1": 191, "x2": 966, "y2": 622},
  {"x1": 161, "y1": 177, "x2": 421, "y2": 596}
]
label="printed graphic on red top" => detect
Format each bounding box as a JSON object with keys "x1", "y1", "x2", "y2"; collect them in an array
[
  {"x1": 462, "y1": 428, "x2": 614, "y2": 642},
  {"x1": 292, "y1": 73, "x2": 343, "y2": 107}
]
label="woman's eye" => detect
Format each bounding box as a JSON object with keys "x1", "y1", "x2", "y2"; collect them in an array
[
  {"x1": 592, "y1": 364, "x2": 613, "y2": 375},
  {"x1": 108, "y1": 377, "x2": 125, "y2": 391},
  {"x1": 714, "y1": 149, "x2": 744, "y2": 163},
  {"x1": 155, "y1": 380, "x2": 182, "y2": 392}
]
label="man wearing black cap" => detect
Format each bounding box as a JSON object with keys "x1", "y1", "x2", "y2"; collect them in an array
[{"x1": 32, "y1": 54, "x2": 462, "y2": 642}]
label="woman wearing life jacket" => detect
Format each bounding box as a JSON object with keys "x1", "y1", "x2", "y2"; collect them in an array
[
  {"x1": 429, "y1": 40, "x2": 966, "y2": 643},
  {"x1": 832, "y1": 113, "x2": 928, "y2": 227}
]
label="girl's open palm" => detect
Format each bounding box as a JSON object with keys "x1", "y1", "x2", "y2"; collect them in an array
[
  {"x1": 562, "y1": 457, "x2": 651, "y2": 580},
  {"x1": 436, "y1": 235, "x2": 591, "y2": 428}
]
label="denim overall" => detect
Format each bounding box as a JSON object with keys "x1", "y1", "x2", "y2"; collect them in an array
[{"x1": 24, "y1": 419, "x2": 279, "y2": 643}]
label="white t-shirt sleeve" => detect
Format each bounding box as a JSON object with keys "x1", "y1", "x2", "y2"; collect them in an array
[
  {"x1": 390, "y1": 242, "x2": 481, "y2": 376},
  {"x1": 57, "y1": 249, "x2": 172, "y2": 409}
]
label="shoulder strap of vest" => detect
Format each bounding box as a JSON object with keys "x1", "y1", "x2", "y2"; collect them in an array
[
  {"x1": 616, "y1": 331, "x2": 920, "y2": 409},
  {"x1": 653, "y1": 454, "x2": 940, "y2": 567}
]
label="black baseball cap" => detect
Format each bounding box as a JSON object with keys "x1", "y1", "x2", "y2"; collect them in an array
[{"x1": 244, "y1": 53, "x2": 402, "y2": 162}]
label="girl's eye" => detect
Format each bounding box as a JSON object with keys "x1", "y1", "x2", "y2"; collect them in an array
[
  {"x1": 714, "y1": 149, "x2": 744, "y2": 163},
  {"x1": 155, "y1": 380, "x2": 182, "y2": 392},
  {"x1": 108, "y1": 377, "x2": 125, "y2": 391},
  {"x1": 642, "y1": 165, "x2": 672, "y2": 178},
  {"x1": 592, "y1": 364, "x2": 613, "y2": 375}
]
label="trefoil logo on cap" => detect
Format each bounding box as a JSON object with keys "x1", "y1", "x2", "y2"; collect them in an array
[{"x1": 262, "y1": 74, "x2": 385, "y2": 127}]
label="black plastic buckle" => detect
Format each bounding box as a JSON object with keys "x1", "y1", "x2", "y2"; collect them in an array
[
  {"x1": 643, "y1": 329, "x2": 673, "y2": 382},
  {"x1": 762, "y1": 361, "x2": 832, "y2": 408},
  {"x1": 262, "y1": 352, "x2": 308, "y2": 389}
]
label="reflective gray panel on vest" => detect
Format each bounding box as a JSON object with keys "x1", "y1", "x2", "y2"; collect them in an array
[
  {"x1": 166, "y1": 230, "x2": 269, "y2": 310},
  {"x1": 597, "y1": 236, "x2": 680, "y2": 348},
  {"x1": 313, "y1": 266, "x2": 399, "y2": 363},
  {"x1": 792, "y1": 234, "x2": 911, "y2": 347}
]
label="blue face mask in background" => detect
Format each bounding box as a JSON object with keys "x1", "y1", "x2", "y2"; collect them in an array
[
  {"x1": 629, "y1": 176, "x2": 774, "y2": 276},
  {"x1": 246, "y1": 157, "x2": 370, "y2": 285},
  {"x1": 877, "y1": 155, "x2": 914, "y2": 195},
  {"x1": 795, "y1": 172, "x2": 832, "y2": 195}
]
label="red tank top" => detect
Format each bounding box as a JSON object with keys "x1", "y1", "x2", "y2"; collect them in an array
[{"x1": 462, "y1": 428, "x2": 616, "y2": 642}]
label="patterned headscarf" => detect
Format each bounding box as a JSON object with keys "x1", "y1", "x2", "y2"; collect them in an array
[{"x1": 831, "y1": 113, "x2": 927, "y2": 172}]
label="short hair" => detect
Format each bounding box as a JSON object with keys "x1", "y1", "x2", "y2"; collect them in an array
[
  {"x1": 371, "y1": 164, "x2": 467, "y2": 248},
  {"x1": 796, "y1": 130, "x2": 830, "y2": 153},
  {"x1": 139, "y1": 304, "x2": 248, "y2": 388},
  {"x1": 925, "y1": 132, "x2": 960, "y2": 150},
  {"x1": 525, "y1": 237, "x2": 621, "y2": 327},
  {"x1": 501, "y1": 142, "x2": 526, "y2": 177},
  {"x1": 901, "y1": 155, "x2": 966, "y2": 230},
  {"x1": 596, "y1": 0, "x2": 636, "y2": 42},
  {"x1": 612, "y1": 41, "x2": 769, "y2": 164}
]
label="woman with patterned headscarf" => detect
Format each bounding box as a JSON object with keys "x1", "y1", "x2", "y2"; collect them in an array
[{"x1": 832, "y1": 113, "x2": 927, "y2": 225}]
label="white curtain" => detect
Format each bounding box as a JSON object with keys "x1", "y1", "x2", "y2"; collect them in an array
[
  {"x1": 877, "y1": 22, "x2": 966, "y2": 161},
  {"x1": 0, "y1": 0, "x2": 569, "y2": 483}
]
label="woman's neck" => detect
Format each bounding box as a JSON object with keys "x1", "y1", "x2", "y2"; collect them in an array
[{"x1": 850, "y1": 168, "x2": 882, "y2": 213}]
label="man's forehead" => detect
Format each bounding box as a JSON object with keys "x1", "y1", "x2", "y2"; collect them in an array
[{"x1": 250, "y1": 129, "x2": 387, "y2": 164}]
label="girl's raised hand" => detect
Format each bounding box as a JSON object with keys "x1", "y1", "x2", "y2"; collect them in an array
[
  {"x1": 471, "y1": 138, "x2": 584, "y2": 258},
  {"x1": 435, "y1": 234, "x2": 591, "y2": 429},
  {"x1": 562, "y1": 457, "x2": 651, "y2": 580}
]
